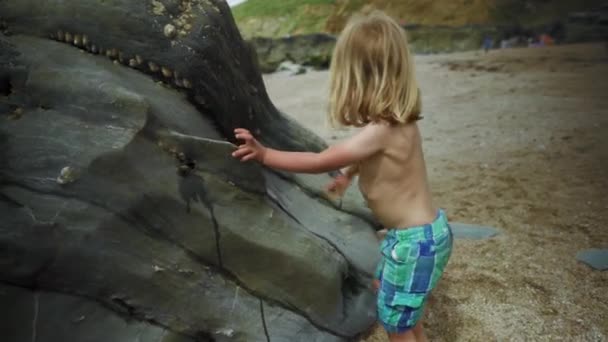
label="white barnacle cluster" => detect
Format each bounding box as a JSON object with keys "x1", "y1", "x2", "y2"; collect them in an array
[
  {"x1": 48, "y1": 29, "x2": 193, "y2": 90},
  {"x1": 56, "y1": 166, "x2": 77, "y2": 185},
  {"x1": 151, "y1": 0, "x2": 198, "y2": 38}
]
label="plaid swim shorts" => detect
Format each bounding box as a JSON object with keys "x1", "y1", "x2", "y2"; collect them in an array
[{"x1": 375, "y1": 209, "x2": 453, "y2": 334}]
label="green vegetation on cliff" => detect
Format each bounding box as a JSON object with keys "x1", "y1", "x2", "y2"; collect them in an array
[
  {"x1": 232, "y1": 0, "x2": 606, "y2": 39},
  {"x1": 232, "y1": 0, "x2": 335, "y2": 38}
]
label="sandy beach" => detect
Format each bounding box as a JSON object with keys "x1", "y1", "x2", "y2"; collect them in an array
[{"x1": 263, "y1": 43, "x2": 608, "y2": 341}]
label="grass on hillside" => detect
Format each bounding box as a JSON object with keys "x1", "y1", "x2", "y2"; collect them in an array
[
  {"x1": 232, "y1": 0, "x2": 337, "y2": 37},
  {"x1": 232, "y1": 0, "x2": 335, "y2": 18},
  {"x1": 232, "y1": 0, "x2": 607, "y2": 38}
]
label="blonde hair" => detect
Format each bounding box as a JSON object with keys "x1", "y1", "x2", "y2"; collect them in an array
[{"x1": 328, "y1": 10, "x2": 421, "y2": 127}]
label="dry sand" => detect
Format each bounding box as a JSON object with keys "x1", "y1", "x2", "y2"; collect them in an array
[{"x1": 263, "y1": 43, "x2": 608, "y2": 341}]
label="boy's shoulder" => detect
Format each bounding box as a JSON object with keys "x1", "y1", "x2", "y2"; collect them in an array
[
  {"x1": 361, "y1": 121, "x2": 393, "y2": 135},
  {"x1": 362, "y1": 121, "x2": 414, "y2": 137}
]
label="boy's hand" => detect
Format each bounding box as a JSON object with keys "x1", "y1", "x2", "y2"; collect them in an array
[
  {"x1": 232, "y1": 128, "x2": 267, "y2": 163},
  {"x1": 325, "y1": 174, "x2": 351, "y2": 198}
]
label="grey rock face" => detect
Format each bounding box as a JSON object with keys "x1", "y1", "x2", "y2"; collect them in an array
[
  {"x1": 0, "y1": 284, "x2": 197, "y2": 342},
  {"x1": 250, "y1": 34, "x2": 335, "y2": 73},
  {"x1": 0, "y1": 1, "x2": 379, "y2": 340}
]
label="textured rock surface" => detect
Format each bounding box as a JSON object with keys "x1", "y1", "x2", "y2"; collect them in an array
[
  {"x1": 250, "y1": 34, "x2": 335, "y2": 73},
  {"x1": 0, "y1": 0, "x2": 325, "y2": 152},
  {"x1": 0, "y1": 284, "x2": 197, "y2": 342},
  {"x1": 0, "y1": 0, "x2": 379, "y2": 340}
]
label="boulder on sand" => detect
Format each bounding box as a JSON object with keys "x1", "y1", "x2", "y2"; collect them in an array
[{"x1": 0, "y1": 0, "x2": 379, "y2": 340}]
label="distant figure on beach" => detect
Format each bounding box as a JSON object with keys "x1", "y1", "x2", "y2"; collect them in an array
[
  {"x1": 231, "y1": 10, "x2": 453, "y2": 342},
  {"x1": 540, "y1": 33, "x2": 555, "y2": 46},
  {"x1": 483, "y1": 36, "x2": 493, "y2": 53}
]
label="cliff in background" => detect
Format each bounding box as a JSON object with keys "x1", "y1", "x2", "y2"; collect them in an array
[
  {"x1": 235, "y1": 0, "x2": 608, "y2": 72},
  {"x1": 232, "y1": 0, "x2": 606, "y2": 39}
]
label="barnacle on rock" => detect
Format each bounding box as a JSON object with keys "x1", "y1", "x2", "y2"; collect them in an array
[
  {"x1": 56, "y1": 166, "x2": 77, "y2": 185},
  {"x1": 164, "y1": 24, "x2": 177, "y2": 38},
  {"x1": 151, "y1": 0, "x2": 166, "y2": 15},
  {"x1": 161, "y1": 67, "x2": 173, "y2": 78},
  {"x1": 7, "y1": 107, "x2": 23, "y2": 120},
  {"x1": 73, "y1": 34, "x2": 82, "y2": 46},
  {"x1": 148, "y1": 61, "x2": 159, "y2": 72}
]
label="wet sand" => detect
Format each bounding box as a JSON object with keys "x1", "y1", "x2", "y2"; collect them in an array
[{"x1": 263, "y1": 43, "x2": 608, "y2": 341}]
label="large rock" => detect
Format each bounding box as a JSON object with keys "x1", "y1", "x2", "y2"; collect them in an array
[{"x1": 0, "y1": 1, "x2": 379, "y2": 340}]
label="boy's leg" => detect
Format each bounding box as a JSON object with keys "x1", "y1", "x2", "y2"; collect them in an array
[
  {"x1": 412, "y1": 321, "x2": 428, "y2": 342},
  {"x1": 387, "y1": 306, "x2": 427, "y2": 342},
  {"x1": 387, "y1": 330, "x2": 417, "y2": 342},
  {"x1": 412, "y1": 304, "x2": 428, "y2": 342},
  {"x1": 385, "y1": 315, "x2": 426, "y2": 341}
]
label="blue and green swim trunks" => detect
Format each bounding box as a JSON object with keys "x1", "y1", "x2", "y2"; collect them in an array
[{"x1": 375, "y1": 209, "x2": 453, "y2": 334}]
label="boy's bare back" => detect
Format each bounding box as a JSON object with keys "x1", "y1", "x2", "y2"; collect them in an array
[{"x1": 358, "y1": 122, "x2": 436, "y2": 229}]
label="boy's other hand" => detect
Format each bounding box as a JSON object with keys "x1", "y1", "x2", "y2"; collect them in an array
[
  {"x1": 232, "y1": 128, "x2": 267, "y2": 163},
  {"x1": 325, "y1": 174, "x2": 351, "y2": 198}
]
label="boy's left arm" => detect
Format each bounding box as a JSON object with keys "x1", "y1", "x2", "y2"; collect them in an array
[{"x1": 341, "y1": 164, "x2": 359, "y2": 178}]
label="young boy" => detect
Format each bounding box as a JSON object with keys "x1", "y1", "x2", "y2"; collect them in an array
[{"x1": 232, "y1": 10, "x2": 453, "y2": 342}]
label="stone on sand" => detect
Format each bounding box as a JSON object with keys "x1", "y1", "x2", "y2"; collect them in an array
[
  {"x1": 450, "y1": 222, "x2": 500, "y2": 240},
  {"x1": 576, "y1": 249, "x2": 608, "y2": 271}
]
